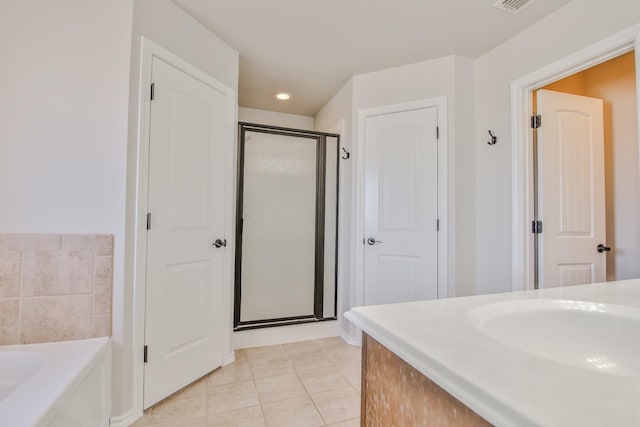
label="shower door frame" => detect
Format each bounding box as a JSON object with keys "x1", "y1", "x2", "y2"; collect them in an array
[{"x1": 234, "y1": 122, "x2": 340, "y2": 330}]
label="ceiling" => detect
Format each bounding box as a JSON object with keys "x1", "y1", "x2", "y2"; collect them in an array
[{"x1": 173, "y1": 0, "x2": 573, "y2": 116}]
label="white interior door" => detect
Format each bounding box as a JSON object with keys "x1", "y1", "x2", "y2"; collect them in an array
[
  {"x1": 537, "y1": 89, "x2": 606, "y2": 288},
  {"x1": 363, "y1": 107, "x2": 439, "y2": 305},
  {"x1": 144, "y1": 57, "x2": 231, "y2": 408}
]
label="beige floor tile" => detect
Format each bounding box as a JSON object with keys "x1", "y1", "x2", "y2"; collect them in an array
[
  {"x1": 287, "y1": 348, "x2": 333, "y2": 372},
  {"x1": 297, "y1": 366, "x2": 353, "y2": 395},
  {"x1": 207, "y1": 360, "x2": 253, "y2": 387},
  {"x1": 208, "y1": 380, "x2": 259, "y2": 415},
  {"x1": 130, "y1": 412, "x2": 149, "y2": 427},
  {"x1": 248, "y1": 354, "x2": 294, "y2": 379},
  {"x1": 322, "y1": 344, "x2": 361, "y2": 364},
  {"x1": 337, "y1": 361, "x2": 362, "y2": 387},
  {"x1": 327, "y1": 418, "x2": 360, "y2": 427},
  {"x1": 261, "y1": 395, "x2": 324, "y2": 427},
  {"x1": 254, "y1": 372, "x2": 307, "y2": 404},
  {"x1": 281, "y1": 339, "x2": 321, "y2": 356},
  {"x1": 311, "y1": 387, "x2": 360, "y2": 425},
  {"x1": 234, "y1": 349, "x2": 248, "y2": 362},
  {"x1": 149, "y1": 418, "x2": 208, "y2": 427},
  {"x1": 148, "y1": 379, "x2": 207, "y2": 425},
  {"x1": 245, "y1": 345, "x2": 285, "y2": 361},
  {"x1": 207, "y1": 405, "x2": 266, "y2": 427}
]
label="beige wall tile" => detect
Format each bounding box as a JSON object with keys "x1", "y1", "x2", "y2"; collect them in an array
[
  {"x1": 94, "y1": 284, "x2": 112, "y2": 315},
  {"x1": 21, "y1": 295, "x2": 93, "y2": 344},
  {"x1": 0, "y1": 299, "x2": 20, "y2": 345},
  {"x1": 0, "y1": 251, "x2": 21, "y2": 298},
  {"x1": 23, "y1": 250, "x2": 94, "y2": 296},
  {"x1": 62, "y1": 234, "x2": 114, "y2": 256},
  {"x1": 0, "y1": 234, "x2": 61, "y2": 251},
  {"x1": 94, "y1": 256, "x2": 113, "y2": 285},
  {"x1": 92, "y1": 314, "x2": 112, "y2": 338}
]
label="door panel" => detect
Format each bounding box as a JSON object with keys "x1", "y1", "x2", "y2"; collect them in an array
[
  {"x1": 364, "y1": 107, "x2": 439, "y2": 306},
  {"x1": 144, "y1": 57, "x2": 230, "y2": 408},
  {"x1": 538, "y1": 90, "x2": 606, "y2": 288}
]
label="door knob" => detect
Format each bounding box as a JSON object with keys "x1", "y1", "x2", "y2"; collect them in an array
[
  {"x1": 366, "y1": 237, "x2": 383, "y2": 246},
  {"x1": 597, "y1": 244, "x2": 611, "y2": 253},
  {"x1": 213, "y1": 239, "x2": 227, "y2": 248}
]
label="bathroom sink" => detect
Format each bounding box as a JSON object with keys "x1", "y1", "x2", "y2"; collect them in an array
[{"x1": 468, "y1": 299, "x2": 640, "y2": 377}]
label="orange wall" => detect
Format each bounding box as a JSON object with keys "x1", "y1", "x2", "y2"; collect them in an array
[{"x1": 536, "y1": 52, "x2": 639, "y2": 281}]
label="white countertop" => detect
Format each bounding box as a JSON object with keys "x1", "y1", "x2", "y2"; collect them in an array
[{"x1": 345, "y1": 279, "x2": 640, "y2": 427}]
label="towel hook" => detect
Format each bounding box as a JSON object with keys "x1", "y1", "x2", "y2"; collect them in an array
[
  {"x1": 487, "y1": 130, "x2": 498, "y2": 146},
  {"x1": 341, "y1": 147, "x2": 350, "y2": 159}
]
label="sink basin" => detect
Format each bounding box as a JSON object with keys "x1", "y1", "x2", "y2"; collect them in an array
[{"x1": 468, "y1": 299, "x2": 640, "y2": 377}]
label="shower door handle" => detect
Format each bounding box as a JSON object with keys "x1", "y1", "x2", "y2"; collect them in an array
[
  {"x1": 213, "y1": 239, "x2": 227, "y2": 248},
  {"x1": 367, "y1": 237, "x2": 383, "y2": 246}
]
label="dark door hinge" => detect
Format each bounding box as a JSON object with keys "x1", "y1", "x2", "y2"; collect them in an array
[
  {"x1": 437, "y1": 219, "x2": 440, "y2": 231},
  {"x1": 143, "y1": 345, "x2": 148, "y2": 363},
  {"x1": 532, "y1": 220, "x2": 543, "y2": 234},
  {"x1": 150, "y1": 83, "x2": 155, "y2": 101},
  {"x1": 436, "y1": 126, "x2": 440, "y2": 140},
  {"x1": 531, "y1": 114, "x2": 542, "y2": 129},
  {"x1": 146, "y1": 212, "x2": 151, "y2": 230}
]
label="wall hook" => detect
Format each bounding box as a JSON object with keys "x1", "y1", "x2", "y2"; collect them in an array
[
  {"x1": 341, "y1": 147, "x2": 351, "y2": 159},
  {"x1": 487, "y1": 130, "x2": 498, "y2": 146}
]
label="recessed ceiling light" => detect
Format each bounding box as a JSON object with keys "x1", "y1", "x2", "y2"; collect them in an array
[{"x1": 274, "y1": 91, "x2": 292, "y2": 101}]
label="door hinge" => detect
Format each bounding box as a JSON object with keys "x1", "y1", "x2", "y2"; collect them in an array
[
  {"x1": 143, "y1": 345, "x2": 148, "y2": 363},
  {"x1": 531, "y1": 114, "x2": 542, "y2": 129},
  {"x1": 146, "y1": 212, "x2": 151, "y2": 230},
  {"x1": 436, "y1": 126, "x2": 440, "y2": 140},
  {"x1": 437, "y1": 219, "x2": 440, "y2": 231},
  {"x1": 150, "y1": 83, "x2": 155, "y2": 101},
  {"x1": 531, "y1": 220, "x2": 543, "y2": 234}
]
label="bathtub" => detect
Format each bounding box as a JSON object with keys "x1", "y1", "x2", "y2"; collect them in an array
[{"x1": 0, "y1": 338, "x2": 111, "y2": 427}]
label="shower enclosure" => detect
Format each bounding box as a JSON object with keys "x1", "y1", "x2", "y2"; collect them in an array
[{"x1": 234, "y1": 123, "x2": 340, "y2": 330}]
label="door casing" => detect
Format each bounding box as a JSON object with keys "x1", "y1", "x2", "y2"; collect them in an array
[
  {"x1": 130, "y1": 37, "x2": 237, "y2": 419},
  {"x1": 510, "y1": 25, "x2": 640, "y2": 292},
  {"x1": 354, "y1": 97, "x2": 449, "y2": 340}
]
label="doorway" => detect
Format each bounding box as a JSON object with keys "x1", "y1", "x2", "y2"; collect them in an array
[
  {"x1": 533, "y1": 52, "x2": 639, "y2": 288},
  {"x1": 511, "y1": 35, "x2": 640, "y2": 291}
]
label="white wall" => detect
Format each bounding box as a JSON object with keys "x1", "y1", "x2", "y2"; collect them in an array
[
  {"x1": 474, "y1": 0, "x2": 640, "y2": 295},
  {"x1": 0, "y1": 0, "x2": 134, "y2": 418},
  {"x1": 315, "y1": 56, "x2": 477, "y2": 341},
  {"x1": 239, "y1": 107, "x2": 314, "y2": 130},
  {"x1": 125, "y1": 0, "x2": 239, "y2": 419},
  {"x1": 315, "y1": 79, "x2": 355, "y2": 340}
]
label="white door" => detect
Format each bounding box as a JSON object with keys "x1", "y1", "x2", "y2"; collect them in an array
[
  {"x1": 537, "y1": 90, "x2": 606, "y2": 288},
  {"x1": 363, "y1": 107, "x2": 439, "y2": 305},
  {"x1": 144, "y1": 57, "x2": 231, "y2": 408}
]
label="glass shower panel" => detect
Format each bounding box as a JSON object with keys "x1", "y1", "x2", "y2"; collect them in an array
[
  {"x1": 323, "y1": 136, "x2": 339, "y2": 318},
  {"x1": 240, "y1": 131, "x2": 318, "y2": 321}
]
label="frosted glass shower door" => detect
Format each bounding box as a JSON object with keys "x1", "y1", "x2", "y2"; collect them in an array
[{"x1": 240, "y1": 130, "x2": 318, "y2": 322}]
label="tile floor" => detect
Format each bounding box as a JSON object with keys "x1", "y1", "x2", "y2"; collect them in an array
[{"x1": 131, "y1": 337, "x2": 362, "y2": 427}]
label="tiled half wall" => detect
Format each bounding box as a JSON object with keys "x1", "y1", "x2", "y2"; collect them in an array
[{"x1": 0, "y1": 234, "x2": 113, "y2": 345}]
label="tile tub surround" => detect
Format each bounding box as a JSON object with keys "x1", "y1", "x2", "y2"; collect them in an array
[
  {"x1": 0, "y1": 233, "x2": 113, "y2": 345},
  {"x1": 345, "y1": 280, "x2": 640, "y2": 427}
]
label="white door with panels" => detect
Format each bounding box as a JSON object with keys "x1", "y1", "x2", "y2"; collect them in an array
[
  {"x1": 363, "y1": 107, "x2": 439, "y2": 305},
  {"x1": 537, "y1": 90, "x2": 607, "y2": 288},
  {"x1": 144, "y1": 56, "x2": 231, "y2": 408}
]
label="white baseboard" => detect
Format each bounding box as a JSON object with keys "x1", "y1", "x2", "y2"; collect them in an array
[
  {"x1": 110, "y1": 411, "x2": 137, "y2": 427},
  {"x1": 340, "y1": 329, "x2": 361, "y2": 346},
  {"x1": 223, "y1": 351, "x2": 236, "y2": 366},
  {"x1": 233, "y1": 320, "x2": 340, "y2": 349}
]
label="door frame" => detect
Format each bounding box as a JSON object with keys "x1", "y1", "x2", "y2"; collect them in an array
[
  {"x1": 130, "y1": 37, "x2": 237, "y2": 417},
  {"x1": 510, "y1": 25, "x2": 640, "y2": 292},
  {"x1": 354, "y1": 97, "x2": 449, "y2": 313}
]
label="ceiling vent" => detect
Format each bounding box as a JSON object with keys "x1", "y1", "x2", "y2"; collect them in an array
[{"x1": 493, "y1": 0, "x2": 536, "y2": 14}]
